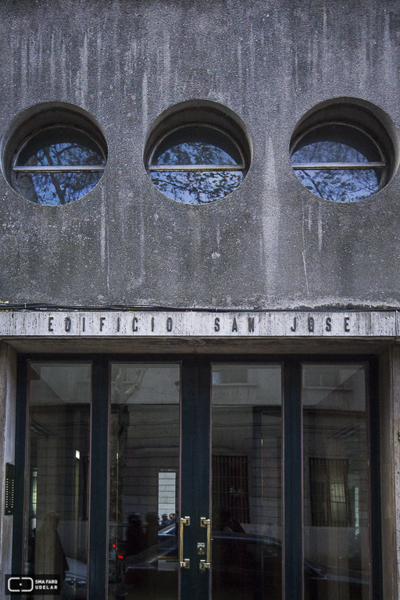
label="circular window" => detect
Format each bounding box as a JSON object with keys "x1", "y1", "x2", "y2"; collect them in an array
[
  {"x1": 145, "y1": 102, "x2": 250, "y2": 204},
  {"x1": 290, "y1": 100, "x2": 397, "y2": 202},
  {"x1": 3, "y1": 103, "x2": 107, "y2": 205}
]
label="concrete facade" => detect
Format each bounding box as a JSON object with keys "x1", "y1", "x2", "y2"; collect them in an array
[
  {"x1": 0, "y1": 1, "x2": 399, "y2": 310},
  {"x1": 0, "y1": 0, "x2": 400, "y2": 598}
]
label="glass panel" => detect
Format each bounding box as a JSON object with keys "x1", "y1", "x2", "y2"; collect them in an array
[
  {"x1": 16, "y1": 171, "x2": 104, "y2": 205},
  {"x1": 25, "y1": 363, "x2": 91, "y2": 600},
  {"x1": 293, "y1": 168, "x2": 381, "y2": 202},
  {"x1": 291, "y1": 124, "x2": 382, "y2": 164},
  {"x1": 150, "y1": 170, "x2": 243, "y2": 204},
  {"x1": 108, "y1": 364, "x2": 180, "y2": 600},
  {"x1": 211, "y1": 365, "x2": 282, "y2": 600},
  {"x1": 16, "y1": 126, "x2": 105, "y2": 205},
  {"x1": 152, "y1": 126, "x2": 242, "y2": 166},
  {"x1": 303, "y1": 364, "x2": 370, "y2": 600},
  {"x1": 17, "y1": 128, "x2": 106, "y2": 167},
  {"x1": 291, "y1": 123, "x2": 384, "y2": 201}
]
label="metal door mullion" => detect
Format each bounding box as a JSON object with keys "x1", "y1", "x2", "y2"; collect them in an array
[
  {"x1": 283, "y1": 360, "x2": 303, "y2": 600},
  {"x1": 88, "y1": 358, "x2": 109, "y2": 600},
  {"x1": 181, "y1": 357, "x2": 211, "y2": 600},
  {"x1": 368, "y1": 358, "x2": 383, "y2": 600},
  {"x1": 12, "y1": 356, "x2": 28, "y2": 575}
]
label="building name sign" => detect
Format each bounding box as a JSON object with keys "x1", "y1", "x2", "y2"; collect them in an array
[{"x1": 0, "y1": 310, "x2": 397, "y2": 338}]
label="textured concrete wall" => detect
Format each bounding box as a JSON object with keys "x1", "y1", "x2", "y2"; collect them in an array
[
  {"x1": 0, "y1": 343, "x2": 17, "y2": 587},
  {"x1": 0, "y1": 0, "x2": 399, "y2": 309}
]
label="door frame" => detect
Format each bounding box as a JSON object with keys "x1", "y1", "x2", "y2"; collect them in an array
[{"x1": 12, "y1": 353, "x2": 382, "y2": 600}]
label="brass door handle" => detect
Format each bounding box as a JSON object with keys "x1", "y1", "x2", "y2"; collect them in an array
[
  {"x1": 180, "y1": 516, "x2": 190, "y2": 568},
  {"x1": 200, "y1": 517, "x2": 211, "y2": 570}
]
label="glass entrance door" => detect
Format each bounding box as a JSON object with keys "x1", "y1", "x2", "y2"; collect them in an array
[
  {"x1": 108, "y1": 363, "x2": 181, "y2": 600},
  {"x1": 16, "y1": 356, "x2": 379, "y2": 600},
  {"x1": 211, "y1": 365, "x2": 282, "y2": 600}
]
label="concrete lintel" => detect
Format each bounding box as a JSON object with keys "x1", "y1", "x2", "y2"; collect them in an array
[{"x1": 0, "y1": 310, "x2": 396, "y2": 339}]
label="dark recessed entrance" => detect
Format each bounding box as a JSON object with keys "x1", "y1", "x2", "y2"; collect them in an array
[{"x1": 12, "y1": 355, "x2": 381, "y2": 600}]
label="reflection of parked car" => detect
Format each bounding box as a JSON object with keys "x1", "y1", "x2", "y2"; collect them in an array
[
  {"x1": 121, "y1": 523, "x2": 177, "y2": 592},
  {"x1": 64, "y1": 527, "x2": 368, "y2": 600},
  {"x1": 122, "y1": 528, "x2": 368, "y2": 600},
  {"x1": 212, "y1": 533, "x2": 368, "y2": 599},
  {"x1": 158, "y1": 522, "x2": 178, "y2": 554},
  {"x1": 62, "y1": 557, "x2": 87, "y2": 599}
]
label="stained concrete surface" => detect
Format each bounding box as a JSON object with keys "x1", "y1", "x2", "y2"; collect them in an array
[{"x1": 0, "y1": 1, "x2": 399, "y2": 309}]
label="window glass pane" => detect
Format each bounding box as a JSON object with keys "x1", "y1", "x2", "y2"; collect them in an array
[
  {"x1": 152, "y1": 126, "x2": 242, "y2": 166},
  {"x1": 291, "y1": 123, "x2": 385, "y2": 201},
  {"x1": 291, "y1": 125, "x2": 381, "y2": 164},
  {"x1": 294, "y1": 168, "x2": 381, "y2": 202},
  {"x1": 108, "y1": 364, "x2": 180, "y2": 600},
  {"x1": 15, "y1": 126, "x2": 105, "y2": 205},
  {"x1": 25, "y1": 363, "x2": 91, "y2": 600},
  {"x1": 211, "y1": 365, "x2": 282, "y2": 600},
  {"x1": 303, "y1": 364, "x2": 370, "y2": 600},
  {"x1": 16, "y1": 171, "x2": 104, "y2": 205},
  {"x1": 150, "y1": 170, "x2": 243, "y2": 204},
  {"x1": 17, "y1": 128, "x2": 105, "y2": 167}
]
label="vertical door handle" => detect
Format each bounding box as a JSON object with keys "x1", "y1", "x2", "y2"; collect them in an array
[
  {"x1": 200, "y1": 517, "x2": 211, "y2": 570},
  {"x1": 180, "y1": 516, "x2": 190, "y2": 568}
]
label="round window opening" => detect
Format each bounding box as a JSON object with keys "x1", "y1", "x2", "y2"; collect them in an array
[
  {"x1": 13, "y1": 126, "x2": 106, "y2": 205},
  {"x1": 290, "y1": 101, "x2": 397, "y2": 202},
  {"x1": 3, "y1": 104, "x2": 107, "y2": 205},
  {"x1": 146, "y1": 104, "x2": 250, "y2": 205}
]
